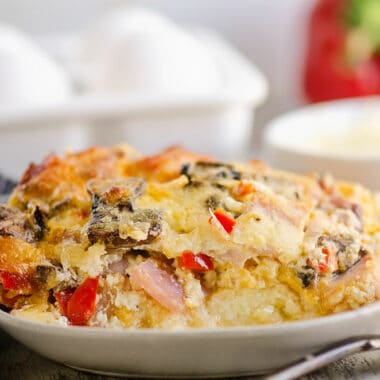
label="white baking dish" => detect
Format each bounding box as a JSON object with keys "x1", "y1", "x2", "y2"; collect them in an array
[{"x1": 0, "y1": 30, "x2": 267, "y2": 180}]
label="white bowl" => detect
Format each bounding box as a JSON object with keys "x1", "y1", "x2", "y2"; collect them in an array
[
  {"x1": 263, "y1": 97, "x2": 380, "y2": 190},
  {"x1": 0, "y1": 24, "x2": 80, "y2": 180},
  {"x1": 1, "y1": 302, "x2": 380, "y2": 378},
  {"x1": 0, "y1": 24, "x2": 71, "y2": 109},
  {"x1": 77, "y1": 7, "x2": 221, "y2": 95}
]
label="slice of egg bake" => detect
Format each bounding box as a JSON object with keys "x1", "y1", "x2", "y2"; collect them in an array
[{"x1": 1, "y1": 145, "x2": 380, "y2": 328}]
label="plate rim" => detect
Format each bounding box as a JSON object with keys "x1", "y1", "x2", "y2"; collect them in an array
[{"x1": 1, "y1": 299, "x2": 379, "y2": 337}]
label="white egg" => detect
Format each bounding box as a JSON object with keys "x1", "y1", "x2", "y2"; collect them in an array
[
  {"x1": 0, "y1": 24, "x2": 71, "y2": 109},
  {"x1": 78, "y1": 7, "x2": 221, "y2": 95},
  {"x1": 78, "y1": 7, "x2": 173, "y2": 64}
]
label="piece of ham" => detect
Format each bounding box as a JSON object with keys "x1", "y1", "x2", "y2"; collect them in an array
[{"x1": 129, "y1": 260, "x2": 185, "y2": 312}]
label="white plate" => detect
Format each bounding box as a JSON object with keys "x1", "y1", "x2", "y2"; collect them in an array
[{"x1": 1, "y1": 302, "x2": 380, "y2": 378}]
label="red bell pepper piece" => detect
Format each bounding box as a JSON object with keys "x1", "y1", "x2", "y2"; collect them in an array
[
  {"x1": 318, "y1": 247, "x2": 330, "y2": 273},
  {"x1": 178, "y1": 251, "x2": 214, "y2": 272},
  {"x1": 64, "y1": 277, "x2": 99, "y2": 326},
  {"x1": 210, "y1": 209, "x2": 236, "y2": 234},
  {"x1": 0, "y1": 271, "x2": 32, "y2": 292},
  {"x1": 318, "y1": 247, "x2": 339, "y2": 273},
  {"x1": 304, "y1": 0, "x2": 380, "y2": 102},
  {"x1": 54, "y1": 288, "x2": 75, "y2": 316}
]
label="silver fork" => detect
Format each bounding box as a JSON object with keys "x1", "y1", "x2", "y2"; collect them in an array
[{"x1": 266, "y1": 336, "x2": 380, "y2": 380}]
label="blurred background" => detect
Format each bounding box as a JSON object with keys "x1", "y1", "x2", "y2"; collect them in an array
[
  {"x1": 0, "y1": 0, "x2": 312, "y2": 131},
  {"x1": 1, "y1": 0, "x2": 380, "y2": 189}
]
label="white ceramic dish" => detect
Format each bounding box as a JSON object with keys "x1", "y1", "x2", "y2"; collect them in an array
[
  {"x1": 1, "y1": 302, "x2": 380, "y2": 378},
  {"x1": 263, "y1": 97, "x2": 380, "y2": 191},
  {"x1": 0, "y1": 29, "x2": 267, "y2": 180}
]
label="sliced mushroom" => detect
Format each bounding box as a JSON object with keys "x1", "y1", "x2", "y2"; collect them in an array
[
  {"x1": 87, "y1": 178, "x2": 162, "y2": 250},
  {"x1": 31, "y1": 206, "x2": 46, "y2": 240},
  {"x1": 87, "y1": 178, "x2": 146, "y2": 205},
  {"x1": 0, "y1": 205, "x2": 35, "y2": 242},
  {"x1": 88, "y1": 207, "x2": 162, "y2": 250},
  {"x1": 180, "y1": 161, "x2": 241, "y2": 186},
  {"x1": 32, "y1": 265, "x2": 57, "y2": 288}
]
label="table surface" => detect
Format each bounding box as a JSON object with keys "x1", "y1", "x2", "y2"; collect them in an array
[{"x1": 1, "y1": 331, "x2": 380, "y2": 380}]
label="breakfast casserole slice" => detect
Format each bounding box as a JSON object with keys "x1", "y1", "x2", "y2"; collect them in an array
[{"x1": 1, "y1": 144, "x2": 380, "y2": 328}]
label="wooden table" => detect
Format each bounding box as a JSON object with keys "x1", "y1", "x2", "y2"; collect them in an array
[{"x1": 1, "y1": 330, "x2": 380, "y2": 380}]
